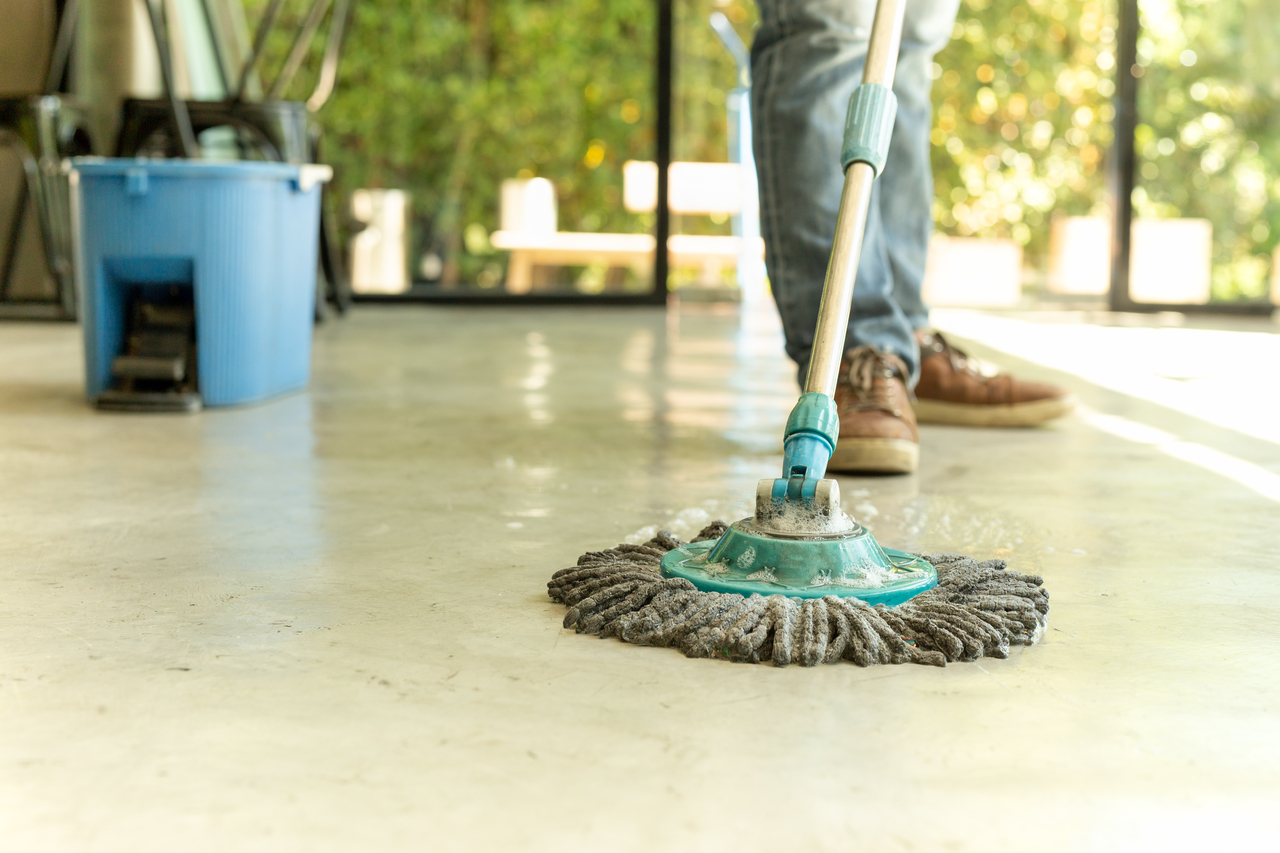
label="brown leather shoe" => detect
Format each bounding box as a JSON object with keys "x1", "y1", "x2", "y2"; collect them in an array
[
  {"x1": 828, "y1": 345, "x2": 919, "y2": 474},
  {"x1": 913, "y1": 329, "x2": 1076, "y2": 426}
]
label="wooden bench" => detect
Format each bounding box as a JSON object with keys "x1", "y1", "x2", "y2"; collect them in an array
[
  {"x1": 490, "y1": 231, "x2": 763, "y2": 294},
  {"x1": 493, "y1": 164, "x2": 763, "y2": 294}
]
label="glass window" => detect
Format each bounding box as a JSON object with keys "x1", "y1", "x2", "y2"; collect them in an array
[
  {"x1": 247, "y1": 0, "x2": 662, "y2": 297},
  {"x1": 667, "y1": 0, "x2": 762, "y2": 300},
  {"x1": 930, "y1": 0, "x2": 1116, "y2": 299},
  {"x1": 1131, "y1": 0, "x2": 1279, "y2": 304}
]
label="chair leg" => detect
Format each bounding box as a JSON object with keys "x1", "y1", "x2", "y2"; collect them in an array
[
  {"x1": 319, "y1": 198, "x2": 350, "y2": 313},
  {"x1": 0, "y1": 177, "x2": 28, "y2": 301}
]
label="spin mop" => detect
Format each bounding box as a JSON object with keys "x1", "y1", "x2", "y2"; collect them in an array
[{"x1": 548, "y1": 0, "x2": 1049, "y2": 667}]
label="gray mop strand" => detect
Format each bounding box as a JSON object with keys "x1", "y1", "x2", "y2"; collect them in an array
[{"x1": 548, "y1": 522, "x2": 1049, "y2": 667}]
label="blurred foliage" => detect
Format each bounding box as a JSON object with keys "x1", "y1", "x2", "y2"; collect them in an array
[
  {"x1": 672, "y1": 0, "x2": 754, "y2": 259},
  {"x1": 245, "y1": 0, "x2": 659, "y2": 286},
  {"x1": 932, "y1": 0, "x2": 1278, "y2": 300},
  {"x1": 930, "y1": 0, "x2": 1115, "y2": 257},
  {"x1": 675, "y1": 0, "x2": 751, "y2": 166},
  {"x1": 1130, "y1": 0, "x2": 1280, "y2": 301},
  {"x1": 246, "y1": 0, "x2": 1277, "y2": 298}
]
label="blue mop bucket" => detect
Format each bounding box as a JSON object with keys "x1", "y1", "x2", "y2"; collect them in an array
[{"x1": 71, "y1": 158, "x2": 331, "y2": 407}]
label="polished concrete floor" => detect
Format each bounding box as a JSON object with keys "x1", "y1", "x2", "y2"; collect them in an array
[{"x1": 2, "y1": 303, "x2": 1279, "y2": 851}]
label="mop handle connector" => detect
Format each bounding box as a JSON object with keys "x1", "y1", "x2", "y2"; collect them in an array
[
  {"x1": 840, "y1": 83, "x2": 898, "y2": 178},
  {"x1": 775, "y1": 392, "x2": 840, "y2": 496}
]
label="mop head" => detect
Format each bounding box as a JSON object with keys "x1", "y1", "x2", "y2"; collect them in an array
[{"x1": 548, "y1": 521, "x2": 1049, "y2": 668}]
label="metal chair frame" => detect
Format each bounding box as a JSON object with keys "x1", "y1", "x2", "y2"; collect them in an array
[{"x1": 0, "y1": 0, "x2": 90, "y2": 320}]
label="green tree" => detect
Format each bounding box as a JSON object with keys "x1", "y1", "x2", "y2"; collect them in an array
[
  {"x1": 932, "y1": 0, "x2": 1279, "y2": 301},
  {"x1": 1130, "y1": 0, "x2": 1280, "y2": 300},
  {"x1": 248, "y1": 0, "x2": 1277, "y2": 299},
  {"x1": 930, "y1": 0, "x2": 1114, "y2": 264},
  {"x1": 247, "y1": 0, "x2": 658, "y2": 287}
]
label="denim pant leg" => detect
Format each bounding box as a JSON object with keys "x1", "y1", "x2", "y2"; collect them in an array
[{"x1": 752, "y1": 0, "x2": 959, "y2": 386}]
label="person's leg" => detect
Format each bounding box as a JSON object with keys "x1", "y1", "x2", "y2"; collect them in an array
[
  {"x1": 752, "y1": 0, "x2": 960, "y2": 387},
  {"x1": 752, "y1": 0, "x2": 910, "y2": 384},
  {"x1": 752, "y1": 0, "x2": 1075, "y2": 440}
]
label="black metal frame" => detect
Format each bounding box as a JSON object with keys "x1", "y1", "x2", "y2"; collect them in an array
[
  {"x1": 1108, "y1": 0, "x2": 1273, "y2": 316},
  {"x1": 354, "y1": 0, "x2": 673, "y2": 306},
  {"x1": 0, "y1": 0, "x2": 90, "y2": 321},
  {"x1": 355, "y1": 292, "x2": 667, "y2": 306}
]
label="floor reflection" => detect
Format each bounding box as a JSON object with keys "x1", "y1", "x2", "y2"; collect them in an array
[{"x1": 198, "y1": 393, "x2": 322, "y2": 572}]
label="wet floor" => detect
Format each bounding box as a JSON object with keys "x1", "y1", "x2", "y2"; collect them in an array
[{"x1": 2, "y1": 303, "x2": 1278, "y2": 851}]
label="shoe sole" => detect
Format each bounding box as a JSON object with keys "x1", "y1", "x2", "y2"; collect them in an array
[
  {"x1": 913, "y1": 394, "x2": 1077, "y2": 427},
  {"x1": 828, "y1": 438, "x2": 919, "y2": 474}
]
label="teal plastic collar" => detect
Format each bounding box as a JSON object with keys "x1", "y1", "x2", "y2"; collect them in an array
[
  {"x1": 840, "y1": 83, "x2": 898, "y2": 177},
  {"x1": 785, "y1": 392, "x2": 839, "y2": 448},
  {"x1": 780, "y1": 392, "x2": 839, "y2": 482}
]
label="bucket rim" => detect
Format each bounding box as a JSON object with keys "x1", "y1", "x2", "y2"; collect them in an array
[{"x1": 69, "y1": 156, "x2": 329, "y2": 186}]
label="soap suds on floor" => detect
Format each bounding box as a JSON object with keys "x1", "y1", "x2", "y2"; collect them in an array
[{"x1": 626, "y1": 503, "x2": 722, "y2": 543}]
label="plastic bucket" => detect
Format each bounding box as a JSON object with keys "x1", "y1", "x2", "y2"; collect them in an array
[{"x1": 71, "y1": 157, "x2": 331, "y2": 407}]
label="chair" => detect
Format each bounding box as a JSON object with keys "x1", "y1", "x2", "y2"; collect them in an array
[{"x1": 0, "y1": 0, "x2": 92, "y2": 319}]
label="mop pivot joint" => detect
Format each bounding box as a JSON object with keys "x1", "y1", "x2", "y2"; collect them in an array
[
  {"x1": 779, "y1": 392, "x2": 839, "y2": 484},
  {"x1": 758, "y1": 477, "x2": 844, "y2": 527}
]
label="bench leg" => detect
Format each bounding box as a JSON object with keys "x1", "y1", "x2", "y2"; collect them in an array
[{"x1": 505, "y1": 251, "x2": 533, "y2": 294}]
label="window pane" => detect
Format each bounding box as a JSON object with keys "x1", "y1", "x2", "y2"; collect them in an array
[
  {"x1": 1132, "y1": 0, "x2": 1279, "y2": 303},
  {"x1": 248, "y1": 0, "x2": 661, "y2": 296},
  {"x1": 931, "y1": 0, "x2": 1115, "y2": 300},
  {"x1": 669, "y1": 0, "x2": 762, "y2": 298}
]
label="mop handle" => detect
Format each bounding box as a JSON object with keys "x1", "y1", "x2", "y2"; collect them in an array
[{"x1": 803, "y1": 0, "x2": 908, "y2": 398}]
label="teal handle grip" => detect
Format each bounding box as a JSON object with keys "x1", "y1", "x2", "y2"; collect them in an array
[
  {"x1": 840, "y1": 83, "x2": 898, "y2": 177},
  {"x1": 784, "y1": 392, "x2": 840, "y2": 448},
  {"x1": 779, "y1": 392, "x2": 840, "y2": 482}
]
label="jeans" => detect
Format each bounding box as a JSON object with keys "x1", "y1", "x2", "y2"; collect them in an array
[{"x1": 751, "y1": 0, "x2": 960, "y2": 386}]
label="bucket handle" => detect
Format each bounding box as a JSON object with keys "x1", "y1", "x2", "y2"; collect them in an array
[{"x1": 295, "y1": 164, "x2": 333, "y2": 192}]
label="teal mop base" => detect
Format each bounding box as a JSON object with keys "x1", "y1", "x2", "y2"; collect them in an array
[{"x1": 660, "y1": 520, "x2": 937, "y2": 605}]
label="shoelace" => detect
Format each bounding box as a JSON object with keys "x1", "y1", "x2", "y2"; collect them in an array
[
  {"x1": 921, "y1": 330, "x2": 988, "y2": 381},
  {"x1": 843, "y1": 345, "x2": 906, "y2": 416}
]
